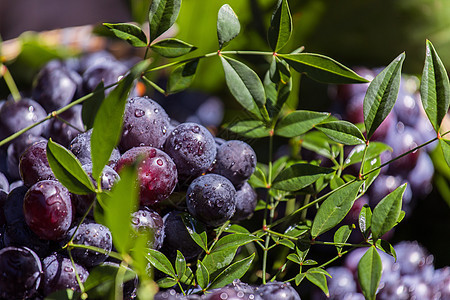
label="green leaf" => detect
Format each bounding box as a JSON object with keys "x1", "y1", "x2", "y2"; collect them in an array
[
  {"x1": 358, "y1": 247, "x2": 382, "y2": 300},
  {"x1": 91, "y1": 60, "x2": 150, "y2": 181},
  {"x1": 175, "y1": 251, "x2": 186, "y2": 279},
  {"x1": 208, "y1": 253, "x2": 255, "y2": 290},
  {"x1": 45, "y1": 289, "x2": 80, "y2": 300},
  {"x1": 371, "y1": 183, "x2": 407, "y2": 241},
  {"x1": 180, "y1": 266, "x2": 195, "y2": 285},
  {"x1": 420, "y1": 40, "x2": 450, "y2": 132},
  {"x1": 376, "y1": 239, "x2": 397, "y2": 261},
  {"x1": 146, "y1": 249, "x2": 176, "y2": 277},
  {"x1": 364, "y1": 53, "x2": 405, "y2": 139},
  {"x1": 344, "y1": 142, "x2": 392, "y2": 168},
  {"x1": 196, "y1": 260, "x2": 210, "y2": 291},
  {"x1": 275, "y1": 110, "x2": 330, "y2": 138},
  {"x1": 267, "y1": 0, "x2": 292, "y2": 52},
  {"x1": 359, "y1": 204, "x2": 372, "y2": 239},
  {"x1": 226, "y1": 119, "x2": 271, "y2": 138},
  {"x1": 157, "y1": 277, "x2": 178, "y2": 288},
  {"x1": 311, "y1": 181, "x2": 364, "y2": 238},
  {"x1": 46, "y1": 139, "x2": 96, "y2": 195},
  {"x1": 103, "y1": 165, "x2": 139, "y2": 253},
  {"x1": 150, "y1": 38, "x2": 197, "y2": 58},
  {"x1": 306, "y1": 271, "x2": 329, "y2": 297},
  {"x1": 82, "y1": 82, "x2": 105, "y2": 130},
  {"x1": 217, "y1": 4, "x2": 240, "y2": 49},
  {"x1": 224, "y1": 224, "x2": 251, "y2": 234},
  {"x1": 272, "y1": 163, "x2": 334, "y2": 192},
  {"x1": 295, "y1": 273, "x2": 306, "y2": 286},
  {"x1": 211, "y1": 233, "x2": 259, "y2": 253},
  {"x1": 440, "y1": 139, "x2": 450, "y2": 168},
  {"x1": 130, "y1": 231, "x2": 152, "y2": 281},
  {"x1": 279, "y1": 53, "x2": 370, "y2": 84},
  {"x1": 181, "y1": 213, "x2": 208, "y2": 252},
  {"x1": 84, "y1": 263, "x2": 137, "y2": 298},
  {"x1": 148, "y1": 0, "x2": 181, "y2": 41},
  {"x1": 316, "y1": 121, "x2": 366, "y2": 145},
  {"x1": 287, "y1": 253, "x2": 302, "y2": 264},
  {"x1": 329, "y1": 176, "x2": 345, "y2": 190},
  {"x1": 167, "y1": 58, "x2": 199, "y2": 94},
  {"x1": 202, "y1": 247, "x2": 238, "y2": 276},
  {"x1": 301, "y1": 131, "x2": 333, "y2": 159},
  {"x1": 221, "y1": 56, "x2": 268, "y2": 121},
  {"x1": 103, "y1": 23, "x2": 148, "y2": 47},
  {"x1": 362, "y1": 156, "x2": 381, "y2": 193},
  {"x1": 278, "y1": 239, "x2": 295, "y2": 249},
  {"x1": 334, "y1": 224, "x2": 353, "y2": 254}
]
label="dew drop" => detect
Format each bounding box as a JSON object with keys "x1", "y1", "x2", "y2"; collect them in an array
[
  {"x1": 135, "y1": 109, "x2": 145, "y2": 117},
  {"x1": 156, "y1": 159, "x2": 164, "y2": 166}
]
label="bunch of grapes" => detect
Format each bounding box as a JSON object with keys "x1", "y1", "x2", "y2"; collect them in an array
[{"x1": 0, "y1": 51, "x2": 301, "y2": 299}]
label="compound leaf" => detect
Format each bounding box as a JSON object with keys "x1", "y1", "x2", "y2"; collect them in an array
[
  {"x1": 217, "y1": 4, "x2": 240, "y2": 49},
  {"x1": 267, "y1": 0, "x2": 292, "y2": 52}
]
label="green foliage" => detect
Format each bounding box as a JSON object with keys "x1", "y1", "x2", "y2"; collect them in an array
[
  {"x1": 217, "y1": 4, "x2": 241, "y2": 50},
  {"x1": 268, "y1": 0, "x2": 292, "y2": 52},
  {"x1": 150, "y1": 38, "x2": 197, "y2": 58},
  {"x1": 357, "y1": 247, "x2": 382, "y2": 300},
  {"x1": 148, "y1": 0, "x2": 181, "y2": 42},
  {"x1": 315, "y1": 120, "x2": 366, "y2": 145},
  {"x1": 103, "y1": 23, "x2": 148, "y2": 47},
  {"x1": 363, "y1": 53, "x2": 405, "y2": 139}
]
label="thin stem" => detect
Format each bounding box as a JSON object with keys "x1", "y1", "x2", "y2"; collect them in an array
[
  {"x1": 312, "y1": 241, "x2": 367, "y2": 248},
  {"x1": 115, "y1": 261, "x2": 128, "y2": 300},
  {"x1": 141, "y1": 75, "x2": 166, "y2": 95},
  {"x1": 68, "y1": 243, "x2": 123, "y2": 261},
  {"x1": 300, "y1": 194, "x2": 311, "y2": 221},
  {"x1": 318, "y1": 248, "x2": 353, "y2": 269},
  {"x1": 144, "y1": 45, "x2": 150, "y2": 60},
  {"x1": 264, "y1": 228, "x2": 297, "y2": 241},
  {"x1": 68, "y1": 250, "x2": 85, "y2": 294},
  {"x1": 358, "y1": 141, "x2": 369, "y2": 179},
  {"x1": 220, "y1": 50, "x2": 275, "y2": 56},
  {"x1": 54, "y1": 115, "x2": 85, "y2": 133},
  {"x1": 1, "y1": 64, "x2": 21, "y2": 101}
]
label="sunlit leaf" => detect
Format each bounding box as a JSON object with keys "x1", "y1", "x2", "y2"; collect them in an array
[
  {"x1": 46, "y1": 139, "x2": 96, "y2": 195},
  {"x1": 280, "y1": 53, "x2": 369, "y2": 84},
  {"x1": 311, "y1": 181, "x2": 364, "y2": 238},
  {"x1": 226, "y1": 119, "x2": 271, "y2": 138},
  {"x1": 103, "y1": 23, "x2": 147, "y2": 47},
  {"x1": 272, "y1": 163, "x2": 333, "y2": 191},
  {"x1": 420, "y1": 40, "x2": 450, "y2": 132},
  {"x1": 359, "y1": 204, "x2": 372, "y2": 240},
  {"x1": 150, "y1": 38, "x2": 197, "y2": 58},
  {"x1": 82, "y1": 82, "x2": 105, "y2": 130},
  {"x1": 358, "y1": 247, "x2": 382, "y2": 300},
  {"x1": 267, "y1": 0, "x2": 292, "y2": 52},
  {"x1": 208, "y1": 253, "x2": 255, "y2": 290},
  {"x1": 364, "y1": 53, "x2": 405, "y2": 139},
  {"x1": 196, "y1": 260, "x2": 209, "y2": 291},
  {"x1": 148, "y1": 0, "x2": 181, "y2": 41},
  {"x1": 146, "y1": 249, "x2": 176, "y2": 277},
  {"x1": 371, "y1": 184, "x2": 407, "y2": 241},
  {"x1": 316, "y1": 120, "x2": 366, "y2": 145},
  {"x1": 275, "y1": 110, "x2": 330, "y2": 138},
  {"x1": 167, "y1": 58, "x2": 199, "y2": 94},
  {"x1": 217, "y1": 4, "x2": 240, "y2": 49},
  {"x1": 440, "y1": 139, "x2": 450, "y2": 168}
]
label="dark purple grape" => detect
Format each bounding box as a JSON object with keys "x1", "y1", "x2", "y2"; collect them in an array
[
  {"x1": 131, "y1": 207, "x2": 164, "y2": 250},
  {"x1": 324, "y1": 267, "x2": 356, "y2": 299},
  {"x1": 407, "y1": 152, "x2": 434, "y2": 198},
  {"x1": 330, "y1": 67, "x2": 374, "y2": 105},
  {"x1": 32, "y1": 61, "x2": 80, "y2": 111},
  {"x1": 3, "y1": 185, "x2": 28, "y2": 225},
  {"x1": 186, "y1": 174, "x2": 236, "y2": 227},
  {"x1": 79, "y1": 50, "x2": 116, "y2": 73},
  {"x1": 6, "y1": 134, "x2": 46, "y2": 181},
  {"x1": 0, "y1": 246, "x2": 42, "y2": 299},
  {"x1": 19, "y1": 140, "x2": 56, "y2": 187},
  {"x1": 69, "y1": 128, "x2": 121, "y2": 167},
  {"x1": 0, "y1": 171, "x2": 8, "y2": 192},
  {"x1": 188, "y1": 96, "x2": 224, "y2": 128},
  {"x1": 64, "y1": 221, "x2": 112, "y2": 267},
  {"x1": 119, "y1": 96, "x2": 171, "y2": 152},
  {"x1": 255, "y1": 281, "x2": 301, "y2": 300},
  {"x1": 41, "y1": 252, "x2": 89, "y2": 296},
  {"x1": 431, "y1": 267, "x2": 450, "y2": 300},
  {"x1": 206, "y1": 286, "x2": 262, "y2": 300},
  {"x1": 393, "y1": 87, "x2": 421, "y2": 127},
  {"x1": 164, "y1": 122, "x2": 217, "y2": 180},
  {"x1": 393, "y1": 241, "x2": 434, "y2": 277},
  {"x1": 72, "y1": 163, "x2": 119, "y2": 217},
  {"x1": 377, "y1": 277, "x2": 412, "y2": 300},
  {"x1": 161, "y1": 211, "x2": 203, "y2": 261},
  {"x1": 212, "y1": 140, "x2": 257, "y2": 188},
  {"x1": 154, "y1": 289, "x2": 201, "y2": 299},
  {"x1": 231, "y1": 181, "x2": 258, "y2": 221},
  {"x1": 9, "y1": 180, "x2": 24, "y2": 190},
  {"x1": 23, "y1": 180, "x2": 73, "y2": 240},
  {"x1": 46, "y1": 104, "x2": 84, "y2": 147},
  {"x1": 0, "y1": 190, "x2": 7, "y2": 226},
  {"x1": 3, "y1": 220, "x2": 51, "y2": 257},
  {"x1": 385, "y1": 124, "x2": 421, "y2": 175},
  {"x1": 369, "y1": 175, "x2": 413, "y2": 215},
  {"x1": 0, "y1": 98, "x2": 48, "y2": 142},
  {"x1": 82, "y1": 59, "x2": 128, "y2": 94},
  {"x1": 114, "y1": 146, "x2": 178, "y2": 206}
]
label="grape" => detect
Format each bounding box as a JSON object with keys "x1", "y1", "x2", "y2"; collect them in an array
[
  {"x1": 82, "y1": 59, "x2": 128, "y2": 94},
  {"x1": 19, "y1": 140, "x2": 56, "y2": 187},
  {"x1": 23, "y1": 180, "x2": 73, "y2": 240},
  {"x1": 119, "y1": 96, "x2": 171, "y2": 152},
  {"x1": 131, "y1": 207, "x2": 164, "y2": 250},
  {"x1": 186, "y1": 174, "x2": 236, "y2": 227},
  {"x1": 164, "y1": 122, "x2": 216, "y2": 181},
  {"x1": 231, "y1": 181, "x2": 258, "y2": 221},
  {"x1": 46, "y1": 104, "x2": 84, "y2": 147},
  {"x1": 114, "y1": 146, "x2": 178, "y2": 206},
  {"x1": 255, "y1": 281, "x2": 301, "y2": 300},
  {"x1": 0, "y1": 246, "x2": 42, "y2": 299}
]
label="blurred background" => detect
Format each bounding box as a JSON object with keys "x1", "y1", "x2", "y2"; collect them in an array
[{"x1": 1, "y1": 0, "x2": 449, "y2": 293}]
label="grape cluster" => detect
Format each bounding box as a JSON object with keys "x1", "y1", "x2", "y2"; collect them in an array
[
  {"x1": 0, "y1": 51, "x2": 264, "y2": 298},
  {"x1": 329, "y1": 67, "x2": 436, "y2": 219},
  {"x1": 311, "y1": 241, "x2": 449, "y2": 299}
]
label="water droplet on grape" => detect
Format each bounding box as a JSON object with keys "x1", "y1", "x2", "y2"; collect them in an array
[{"x1": 135, "y1": 109, "x2": 145, "y2": 117}]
